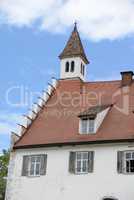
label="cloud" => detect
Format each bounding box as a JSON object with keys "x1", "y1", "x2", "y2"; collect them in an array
[
  {"x1": 0, "y1": 0, "x2": 134, "y2": 41},
  {"x1": 0, "y1": 112, "x2": 23, "y2": 135}
]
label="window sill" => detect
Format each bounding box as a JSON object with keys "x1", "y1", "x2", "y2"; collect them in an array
[
  {"x1": 74, "y1": 172, "x2": 89, "y2": 175},
  {"x1": 79, "y1": 132, "x2": 96, "y2": 135},
  {"x1": 122, "y1": 172, "x2": 134, "y2": 175},
  {"x1": 23, "y1": 175, "x2": 41, "y2": 178}
]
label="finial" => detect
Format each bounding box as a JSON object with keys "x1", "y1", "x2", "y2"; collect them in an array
[{"x1": 74, "y1": 21, "x2": 77, "y2": 31}]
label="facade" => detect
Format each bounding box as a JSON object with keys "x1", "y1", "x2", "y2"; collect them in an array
[{"x1": 5, "y1": 24, "x2": 134, "y2": 200}]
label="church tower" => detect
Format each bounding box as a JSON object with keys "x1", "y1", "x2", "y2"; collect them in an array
[{"x1": 59, "y1": 23, "x2": 89, "y2": 81}]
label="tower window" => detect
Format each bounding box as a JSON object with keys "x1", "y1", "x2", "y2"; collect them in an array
[
  {"x1": 81, "y1": 63, "x2": 83, "y2": 74},
  {"x1": 83, "y1": 65, "x2": 85, "y2": 76},
  {"x1": 71, "y1": 61, "x2": 75, "y2": 72},
  {"x1": 80, "y1": 63, "x2": 85, "y2": 76},
  {"x1": 65, "y1": 62, "x2": 69, "y2": 72}
]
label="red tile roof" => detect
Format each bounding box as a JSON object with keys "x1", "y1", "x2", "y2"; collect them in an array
[{"x1": 14, "y1": 78, "x2": 134, "y2": 149}]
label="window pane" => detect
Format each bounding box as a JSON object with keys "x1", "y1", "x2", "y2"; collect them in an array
[
  {"x1": 77, "y1": 161, "x2": 81, "y2": 172},
  {"x1": 81, "y1": 119, "x2": 88, "y2": 133},
  {"x1": 36, "y1": 163, "x2": 40, "y2": 175},
  {"x1": 126, "y1": 161, "x2": 130, "y2": 173},
  {"x1": 130, "y1": 160, "x2": 134, "y2": 172},
  {"x1": 132, "y1": 152, "x2": 134, "y2": 159},
  {"x1": 36, "y1": 156, "x2": 41, "y2": 162},
  {"x1": 77, "y1": 153, "x2": 82, "y2": 160},
  {"x1": 30, "y1": 163, "x2": 35, "y2": 175},
  {"x1": 88, "y1": 120, "x2": 94, "y2": 133},
  {"x1": 83, "y1": 152, "x2": 88, "y2": 159},
  {"x1": 126, "y1": 153, "x2": 131, "y2": 159},
  {"x1": 31, "y1": 156, "x2": 36, "y2": 162},
  {"x1": 83, "y1": 160, "x2": 88, "y2": 172}
]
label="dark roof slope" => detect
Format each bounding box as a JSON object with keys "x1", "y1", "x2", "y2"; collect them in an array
[
  {"x1": 59, "y1": 24, "x2": 89, "y2": 64},
  {"x1": 14, "y1": 78, "x2": 134, "y2": 149},
  {"x1": 78, "y1": 104, "x2": 113, "y2": 118}
]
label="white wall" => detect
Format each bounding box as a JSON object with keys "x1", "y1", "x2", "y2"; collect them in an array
[
  {"x1": 5, "y1": 143, "x2": 134, "y2": 200},
  {"x1": 60, "y1": 57, "x2": 86, "y2": 81},
  {"x1": 95, "y1": 108, "x2": 110, "y2": 132}
]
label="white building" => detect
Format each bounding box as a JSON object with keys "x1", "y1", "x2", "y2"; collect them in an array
[{"x1": 5, "y1": 24, "x2": 134, "y2": 200}]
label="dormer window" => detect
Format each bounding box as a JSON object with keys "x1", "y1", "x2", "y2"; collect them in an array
[
  {"x1": 80, "y1": 118, "x2": 95, "y2": 134},
  {"x1": 71, "y1": 61, "x2": 75, "y2": 72},
  {"x1": 78, "y1": 104, "x2": 112, "y2": 135},
  {"x1": 65, "y1": 62, "x2": 69, "y2": 72}
]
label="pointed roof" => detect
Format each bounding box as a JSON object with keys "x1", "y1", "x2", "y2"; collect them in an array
[{"x1": 59, "y1": 23, "x2": 89, "y2": 64}]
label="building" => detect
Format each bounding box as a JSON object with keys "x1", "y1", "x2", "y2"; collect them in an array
[{"x1": 5, "y1": 24, "x2": 134, "y2": 200}]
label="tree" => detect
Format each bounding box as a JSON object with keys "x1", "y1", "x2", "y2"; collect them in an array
[{"x1": 0, "y1": 150, "x2": 10, "y2": 200}]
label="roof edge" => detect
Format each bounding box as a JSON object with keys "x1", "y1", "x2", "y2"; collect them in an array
[{"x1": 13, "y1": 138, "x2": 134, "y2": 150}]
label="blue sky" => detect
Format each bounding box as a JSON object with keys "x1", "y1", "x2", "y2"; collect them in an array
[{"x1": 0, "y1": 0, "x2": 134, "y2": 153}]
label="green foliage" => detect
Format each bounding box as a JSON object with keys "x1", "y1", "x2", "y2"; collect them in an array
[{"x1": 0, "y1": 150, "x2": 10, "y2": 200}]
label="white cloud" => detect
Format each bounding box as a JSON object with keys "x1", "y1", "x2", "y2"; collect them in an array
[
  {"x1": 0, "y1": 0, "x2": 134, "y2": 41},
  {"x1": 0, "y1": 112, "x2": 23, "y2": 135}
]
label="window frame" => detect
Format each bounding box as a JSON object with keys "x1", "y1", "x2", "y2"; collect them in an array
[
  {"x1": 75, "y1": 151, "x2": 89, "y2": 174},
  {"x1": 123, "y1": 151, "x2": 134, "y2": 174},
  {"x1": 80, "y1": 118, "x2": 95, "y2": 134},
  {"x1": 28, "y1": 155, "x2": 42, "y2": 177}
]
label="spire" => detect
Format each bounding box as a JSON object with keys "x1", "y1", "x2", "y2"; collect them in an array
[{"x1": 59, "y1": 23, "x2": 89, "y2": 64}]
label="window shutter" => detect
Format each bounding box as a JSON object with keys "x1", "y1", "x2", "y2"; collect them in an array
[
  {"x1": 117, "y1": 151, "x2": 124, "y2": 173},
  {"x1": 88, "y1": 151, "x2": 94, "y2": 173},
  {"x1": 40, "y1": 154, "x2": 47, "y2": 175},
  {"x1": 69, "y1": 152, "x2": 76, "y2": 174},
  {"x1": 22, "y1": 156, "x2": 29, "y2": 176}
]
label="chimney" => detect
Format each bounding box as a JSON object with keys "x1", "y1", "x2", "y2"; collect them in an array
[{"x1": 121, "y1": 71, "x2": 134, "y2": 86}]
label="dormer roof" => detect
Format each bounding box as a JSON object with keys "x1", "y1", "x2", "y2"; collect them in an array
[
  {"x1": 59, "y1": 23, "x2": 89, "y2": 64},
  {"x1": 78, "y1": 104, "x2": 113, "y2": 118}
]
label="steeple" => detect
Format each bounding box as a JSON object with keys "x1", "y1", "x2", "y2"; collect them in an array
[
  {"x1": 59, "y1": 23, "x2": 89, "y2": 81},
  {"x1": 59, "y1": 23, "x2": 89, "y2": 64}
]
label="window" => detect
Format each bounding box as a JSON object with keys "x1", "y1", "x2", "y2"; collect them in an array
[
  {"x1": 80, "y1": 118, "x2": 95, "y2": 134},
  {"x1": 124, "y1": 151, "x2": 134, "y2": 173},
  {"x1": 71, "y1": 61, "x2": 75, "y2": 72},
  {"x1": 81, "y1": 63, "x2": 83, "y2": 74},
  {"x1": 69, "y1": 151, "x2": 94, "y2": 174},
  {"x1": 83, "y1": 65, "x2": 85, "y2": 75},
  {"x1": 22, "y1": 154, "x2": 47, "y2": 177},
  {"x1": 117, "y1": 151, "x2": 134, "y2": 174},
  {"x1": 80, "y1": 63, "x2": 85, "y2": 76},
  {"x1": 29, "y1": 155, "x2": 41, "y2": 176},
  {"x1": 65, "y1": 62, "x2": 69, "y2": 72},
  {"x1": 75, "y1": 152, "x2": 89, "y2": 174}
]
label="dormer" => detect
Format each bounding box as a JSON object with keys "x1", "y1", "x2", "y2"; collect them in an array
[
  {"x1": 59, "y1": 23, "x2": 89, "y2": 81},
  {"x1": 78, "y1": 104, "x2": 113, "y2": 134}
]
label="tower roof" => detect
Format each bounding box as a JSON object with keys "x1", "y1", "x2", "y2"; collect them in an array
[{"x1": 59, "y1": 23, "x2": 89, "y2": 64}]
